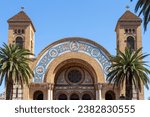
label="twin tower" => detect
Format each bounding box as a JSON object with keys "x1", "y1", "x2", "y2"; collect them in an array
[{"x1": 7, "y1": 10, "x2": 142, "y2": 56}]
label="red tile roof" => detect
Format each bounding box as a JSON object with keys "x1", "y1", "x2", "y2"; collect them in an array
[
  {"x1": 118, "y1": 10, "x2": 142, "y2": 21},
  {"x1": 8, "y1": 11, "x2": 36, "y2": 32}
]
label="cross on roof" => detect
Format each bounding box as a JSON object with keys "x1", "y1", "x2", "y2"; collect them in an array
[
  {"x1": 126, "y1": 5, "x2": 130, "y2": 10},
  {"x1": 21, "y1": 7, "x2": 24, "y2": 11}
]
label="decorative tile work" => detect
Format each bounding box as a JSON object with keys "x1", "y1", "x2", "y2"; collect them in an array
[{"x1": 34, "y1": 41, "x2": 111, "y2": 83}]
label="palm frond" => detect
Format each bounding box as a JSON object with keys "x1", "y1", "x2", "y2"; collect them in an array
[
  {"x1": 131, "y1": 0, "x2": 150, "y2": 31},
  {"x1": 0, "y1": 43, "x2": 33, "y2": 100},
  {"x1": 107, "y1": 47, "x2": 150, "y2": 99}
]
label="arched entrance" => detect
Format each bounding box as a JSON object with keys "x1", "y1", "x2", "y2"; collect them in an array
[
  {"x1": 82, "y1": 93, "x2": 93, "y2": 100},
  {"x1": 33, "y1": 91, "x2": 44, "y2": 100},
  {"x1": 70, "y1": 93, "x2": 80, "y2": 100},
  {"x1": 32, "y1": 38, "x2": 112, "y2": 100},
  {"x1": 54, "y1": 60, "x2": 96, "y2": 100},
  {"x1": 105, "y1": 90, "x2": 116, "y2": 100},
  {"x1": 58, "y1": 94, "x2": 68, "y2": 100}
]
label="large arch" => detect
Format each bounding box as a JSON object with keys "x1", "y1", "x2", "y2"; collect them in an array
[
  {"x1": 45, "y1": 52, "x2": 104, "y2": 84},
  {"x1": 33, "y1": 37, "x2": 111, "y2": 83},
  {"x1": 52, "y1": 57, "x2": 97, "y2": 100}
]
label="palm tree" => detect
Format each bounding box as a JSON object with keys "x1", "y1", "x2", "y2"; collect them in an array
[
  {"x1": 107, "y1": 48, "x2": 150, "y2": 100},
  {"x1": 131, "y1": 0, "x2": 150, "y2": 31},
  {"x1": 0, "y1": 43, "x2": 34, "y2": 100}
]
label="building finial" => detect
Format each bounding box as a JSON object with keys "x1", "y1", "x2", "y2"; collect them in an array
[
  {"x1": 126, "y1": 5, "x2": 130, "y2": 10},
  {"x1": 21, "y1": 6, "x2": 24, "y2": 11}
]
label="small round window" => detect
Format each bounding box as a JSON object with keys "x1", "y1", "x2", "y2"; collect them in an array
[{"x1": 68, "y1": 69, "x2": 82, "y2": 83}]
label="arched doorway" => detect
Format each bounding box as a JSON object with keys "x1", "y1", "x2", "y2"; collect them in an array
[
  {"x1": 54, "y1": 60, "x2": 96, "y2": 100},
  {"x1": 58, "y1": 94, "x2": 68, "y2": 100},
  {"x1": 33, "y1": 91, "x2": 44, "y2": 100},
  {"x1": 70, "y1": 93, "x2": 80, "y2": 100},
  {"x1": 105, "y1": 90, "x2": 116, "y2": 100},
  {"x1": 82, "y1": 93, "x2": 92, "y2": 100}
]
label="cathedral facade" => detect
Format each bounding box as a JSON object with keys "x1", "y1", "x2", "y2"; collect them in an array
[{"x1": 0, "y1": 10, "x2": 144, "y2": 100}]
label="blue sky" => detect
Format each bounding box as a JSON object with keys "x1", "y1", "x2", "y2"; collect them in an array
[{"x1": 0, "y1": 0, "x2": 150, "y2": 99}]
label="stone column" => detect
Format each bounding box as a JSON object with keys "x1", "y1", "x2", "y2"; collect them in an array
[
  {"x1": 96, "y1": 83, "x2": 103, "y2": 100},
  {"x1": 48, "y1": 84, "x2": 51, "y2": 100},
  {"x1": 48, "y1": 84, "x2": 54, "y2": 100},
  {"x1": 50, "y1": 84, "x2": 54, "y2": 100}
]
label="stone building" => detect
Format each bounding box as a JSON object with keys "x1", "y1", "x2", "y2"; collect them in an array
[{"x1": 0, "y1": 9, "x2": 143, "y2": 100}]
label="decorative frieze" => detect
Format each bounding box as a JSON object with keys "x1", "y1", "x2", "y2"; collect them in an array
[{"x1": 34, "y1": 40, "x2": 111, "y2": 83}]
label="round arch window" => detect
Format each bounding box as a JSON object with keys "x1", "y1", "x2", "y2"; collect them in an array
[
  {"x1": 33, "y1": 91, "x2": 43, "y2": 100},
  {"x1": 105, "y1": 91, "x2": 116, "y2": 100},
  {"x1": 127, "y1": 36, "x2": 135, "y2": 50},
  {"x1": 16, "y1": 36, "x2": 24, "y2": 48},
  {"x1": 70, "y1": 93, "x2": 80, "y2": 100},
  {"x1": 82, "y1": 94, "x2": 92, "y2": 100},
  {"x1": 58, "y1": 94, "x2": 67, "y2": 100}
]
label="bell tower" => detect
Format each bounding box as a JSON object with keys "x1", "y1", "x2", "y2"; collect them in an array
[
  {"x1": 115, "y1": 10, "x2": 144, "y2": 99},
  {"x1": 115, "y1": 10, "x2": 142, "y2": 52},
  {"x1": 7, "y1": 10, "x2": 36, "y2": 57},
  {"x1": 7, "y1": 10, "x2": 36, "y2": 99}
]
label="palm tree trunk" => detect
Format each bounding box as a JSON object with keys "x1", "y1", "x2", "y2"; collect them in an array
[
  {"x1": 6, "y1": 80, "x2": 13, "y2": 100},
  {"x1": 125, "y1": 75, "x2": 133, "y2": 100}
]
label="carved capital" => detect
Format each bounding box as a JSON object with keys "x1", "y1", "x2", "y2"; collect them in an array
[
  {"x1": 95, "y1": 83, "x2": 103, "y2": 90},
  {"x1": 48, "y1": 83, "x2": 54, "y2": 90}
]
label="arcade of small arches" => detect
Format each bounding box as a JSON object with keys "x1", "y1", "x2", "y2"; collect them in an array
[{"x1": 33, "y1": 90, "x2": 116, "y2": 100}]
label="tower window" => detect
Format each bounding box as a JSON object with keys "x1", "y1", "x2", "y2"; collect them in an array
[
  {"x1": 129, "y1": 29, "x2": 132, "y2": 33},
  {"x1": 14, "y1": 29, "x2": 25, "y2": 34},
  {"x1": 132, "y1": 29, "x2": 135, "y2": 33},
  {"x1": 18, "y1": 29, "x2": 21, "y2": 34},
  {"x1": 16, "y1": 37, "x2": 24, "y2": 48},
  {"x1": 127, "y1": 36, "x2": 135, "y2": 50},
  {"x1": 125, "y1": 28, "x2": 136, "y2": 34},
  {"x1": 14, "y1": 29, "x2": 17, "y2": 34},
  {"x1": 125, "y1": 29, "x2": 128, "y2": 33},
  {"x1": 22, "y1": 29, "x2": 25, "y2": 34}
]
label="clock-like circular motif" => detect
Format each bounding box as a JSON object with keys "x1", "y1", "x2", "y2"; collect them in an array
[
  {"x1": 66, "y1": 67, "x2": 84, "y2": 84},
  {"x1": 49, "y1": 49, "x2": 58, "y2": 57}
]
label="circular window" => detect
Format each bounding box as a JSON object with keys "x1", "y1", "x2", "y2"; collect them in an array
[{"x1": 68, "y1": 69, "x2": 82, "y2": 83}]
